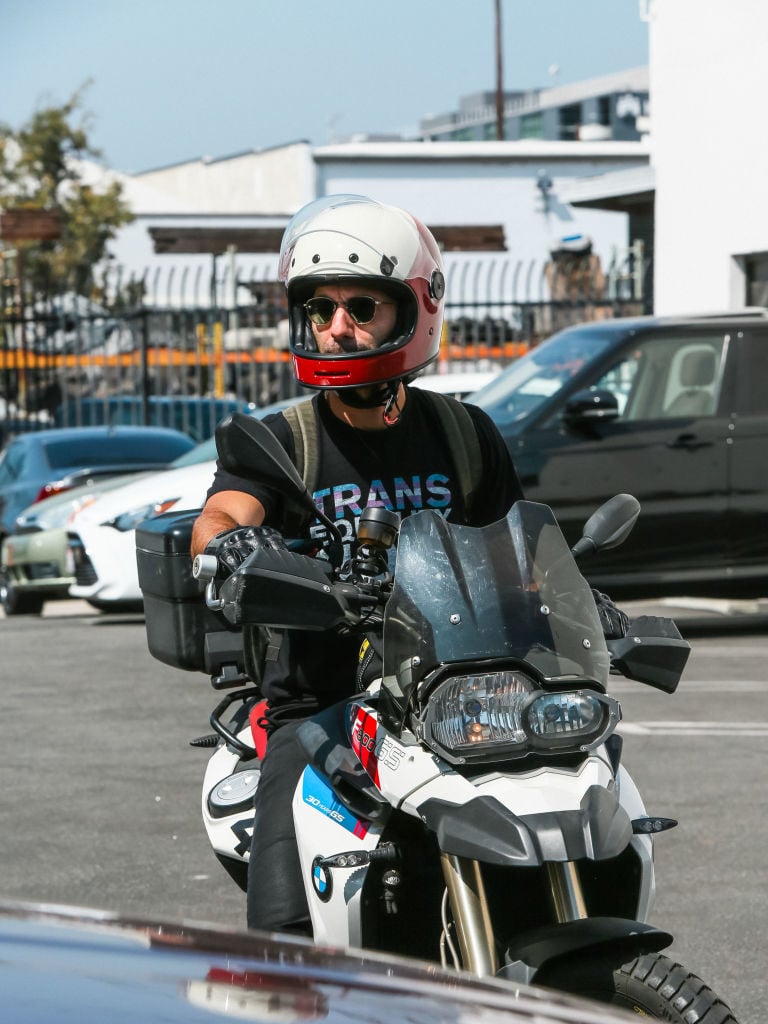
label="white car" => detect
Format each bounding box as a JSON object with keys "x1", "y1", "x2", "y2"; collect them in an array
[
  {"x1": 411, "y1": 368, "x2": 497, "y2": 398},
  {"x1": 67, "y1": 377, "x2": 495, "y2": 609},
  {"x1": 66, "y1": 396, "x2": 307, "y2": 608},
  {"x1": 68, "y1": 458, "x2": 217, "y2": 607}
]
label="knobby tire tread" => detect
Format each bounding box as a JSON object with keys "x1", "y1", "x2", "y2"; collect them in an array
[{"x1": 619, "y1": 953, "x2": 739, "y2": 1023}]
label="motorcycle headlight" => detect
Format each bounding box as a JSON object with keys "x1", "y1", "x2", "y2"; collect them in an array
[
  {"x1": 525, "y1": 691, "x2": 610, "y2": 748},
  {"x1": 422, "y1": 669, "x2": 618, "y2": 765},
  {"x1": 423, "y1": 670, "x2": 535, "y2": 763}
]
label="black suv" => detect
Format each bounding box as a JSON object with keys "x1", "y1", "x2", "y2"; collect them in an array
[{"x1": 468, "y1": 310, "x2": 768, "y2": 600}]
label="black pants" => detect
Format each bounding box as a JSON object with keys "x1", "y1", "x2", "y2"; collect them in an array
[{"x1": 246, "y1": 719, "x2": 312, "y2": 934}]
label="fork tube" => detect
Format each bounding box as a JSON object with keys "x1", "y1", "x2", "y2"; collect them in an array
[
  {"x1": 440, "y1": 853, "x2": 498, "y2": 976},
  {"x1": 546, "y1": 861, "x2": 588, "y2": 922}
]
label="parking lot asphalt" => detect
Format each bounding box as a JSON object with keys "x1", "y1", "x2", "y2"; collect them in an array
[
  {"x1": 1, "y1": 593, "x2": 766, "y2": 1023},
  {"x1": 10, "y1": 594, "x2": 766, "y2": 626}
]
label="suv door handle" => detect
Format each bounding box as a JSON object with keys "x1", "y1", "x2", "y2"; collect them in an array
[{"x1": 666, "y1": 433, "x2": 713, "y2": 451}]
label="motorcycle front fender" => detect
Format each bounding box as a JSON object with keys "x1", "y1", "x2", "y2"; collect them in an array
[{"x1": 498, "y1": 917, "x2": 673, "y2": 986}]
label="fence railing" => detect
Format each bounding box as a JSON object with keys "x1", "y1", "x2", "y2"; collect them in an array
[{"x1": 1, "y1": 246, "x2": 650, "y2": 442}]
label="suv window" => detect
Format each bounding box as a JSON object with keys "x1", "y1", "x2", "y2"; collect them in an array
[
  {"x1": 735, "y1": 332, "x2": 768, "y2": 414},
  {"x1": 592, "y1": 332, "x2": 727, "y2": 421},
  {"x1": 471, "y1": 328, "x2": 618, "y2": 427}
]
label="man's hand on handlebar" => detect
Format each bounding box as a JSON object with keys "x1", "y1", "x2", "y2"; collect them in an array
[
  {"x1": 592, "y1": 588, "x2": 630, "y2": 640},
  {"x1": 205, "y1": 526, "x2": 284, "y2": 575}
]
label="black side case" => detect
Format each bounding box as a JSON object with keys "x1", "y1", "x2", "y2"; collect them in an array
[{"x1": 136, "y1": 509, "x2": 243, "y2": 674}]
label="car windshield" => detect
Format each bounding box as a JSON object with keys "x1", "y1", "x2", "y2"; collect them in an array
[
  {"x1": 43, "y1": 434, "x2": 190, "y2": 469},
  {"x1": 169, "y1": 396, "x2": 311, "y2": 468},
  {"x1": 379, "y1": 502, "x2": 609, "y2": 721},
  {"x1": 467, "y1": 326, "x2": 622, "y2": 431},
  {"x1": 171, "y1": 436, "x2": 217, "y2": 467}
]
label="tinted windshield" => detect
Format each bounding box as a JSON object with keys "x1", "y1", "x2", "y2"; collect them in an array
[
  {"x1": 467, "y1": 326, "x2": 621, "y2": 431},
  {"x1": 381, "y1": 503, "x2": 609, "y2": 715}
]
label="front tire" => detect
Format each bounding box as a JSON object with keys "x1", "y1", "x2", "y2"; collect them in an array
[
  {"x1": 0, "y1": 573, "x2": 44, "y2": 616},
  {"x1": 86, "y1": 598, "x2": 144, "y2": 613},
  {"x1": 540, "y1": 951, "x2": 739, "y2": 1022}
]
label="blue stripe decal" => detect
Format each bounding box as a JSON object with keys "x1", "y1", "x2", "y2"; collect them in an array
[{"x1": 301, "y1": 766, "x2": 363, "y2": 835}]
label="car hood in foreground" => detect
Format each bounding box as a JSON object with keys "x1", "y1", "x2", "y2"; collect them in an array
[{"x1": 0, "y1": 901, "x2": 633, "y2": 1024}]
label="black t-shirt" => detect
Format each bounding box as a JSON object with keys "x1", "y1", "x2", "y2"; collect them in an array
[{"x1": 207, "y1": 387, "x2": 524, "y2": 710}]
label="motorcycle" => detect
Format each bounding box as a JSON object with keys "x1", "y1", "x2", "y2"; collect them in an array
[{"x1": 137, "y1": 412, "x2": 739, "y2": 1022}]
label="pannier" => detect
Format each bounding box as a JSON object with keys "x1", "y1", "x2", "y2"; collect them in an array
[{"x1": 136, "y1": 510, "x2": 244, "y2": 677}]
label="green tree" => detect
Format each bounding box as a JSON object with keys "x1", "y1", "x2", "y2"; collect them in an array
[{"x1": 0, "y1": 84, "x2": 133, "y2": 296}]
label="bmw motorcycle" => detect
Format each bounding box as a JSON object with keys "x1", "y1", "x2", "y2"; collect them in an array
[{"x1": 137, "y1": 413, "x2": 739, "y2": 1022}]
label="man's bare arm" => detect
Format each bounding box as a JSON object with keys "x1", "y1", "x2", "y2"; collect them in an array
[{"x1": 190, "y1": 490, "x2": 266, "y2": 556}]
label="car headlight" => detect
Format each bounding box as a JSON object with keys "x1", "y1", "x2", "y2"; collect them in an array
[
  {"x1": 105, "y1": 498, "x2": 179, "y2": 532},
  {"x1": 421, "y1": 669, "x2": 618, "y2": 765}
]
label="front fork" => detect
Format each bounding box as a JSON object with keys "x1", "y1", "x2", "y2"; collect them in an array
[
  {"x1": 545, "y1": 861, "x2": 588, "y2": 921},
  {"x1": 441, "y1": 855, "x2": 588, "y2": 977}
]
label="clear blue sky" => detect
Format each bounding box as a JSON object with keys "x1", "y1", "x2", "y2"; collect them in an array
[{"x1": 4, "y1": 0, "x2": 648, "y2": 174}]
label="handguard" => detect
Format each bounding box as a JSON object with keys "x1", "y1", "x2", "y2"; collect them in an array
[
  {"x1": 607, "y1": 615, "x2": 691, "y2": 693},
  {"x1": 210, "y1": 532, "x2": 339, "y2": 629}
]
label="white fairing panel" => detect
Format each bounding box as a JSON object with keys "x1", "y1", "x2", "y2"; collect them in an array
[{"x1": 293, "y1": 766, "x2": 383, "y2": 946}]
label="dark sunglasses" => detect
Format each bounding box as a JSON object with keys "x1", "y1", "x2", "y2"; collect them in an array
[{"x1": 304, "y1": 295, "x2": 394, "y2": 327}]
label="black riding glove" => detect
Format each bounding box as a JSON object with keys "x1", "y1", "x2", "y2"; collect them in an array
[
  {"x1": 591, "y1": 588, "x2": 630, "y2": 639},
  {"x1": 205, "y1": 525, "x2": 284, "y2": 575}
]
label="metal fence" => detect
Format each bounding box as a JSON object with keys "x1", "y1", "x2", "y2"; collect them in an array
[{"x1": 1, "y1": 244, "x2": 650, "y2": 443}]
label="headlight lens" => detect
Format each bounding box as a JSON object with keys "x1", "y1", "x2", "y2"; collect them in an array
[
  {"x1": 525, "y1": 691, "x2": 606, "y2": 743},
  {"x1": 425, "y1": 670, "x2": 535, "y2": 760},
  {"x1": 422, "y1": 669, "x2": 616, "y2": 764}
]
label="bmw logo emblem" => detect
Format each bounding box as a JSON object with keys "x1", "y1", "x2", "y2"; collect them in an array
[{"x1": 311, "y1": 857, "x2": 333, "y2": 902}]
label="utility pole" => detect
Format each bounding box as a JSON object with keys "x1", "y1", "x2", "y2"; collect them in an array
[{"x1": 495, "y1": 0, "x2": 505, "y2": 140}]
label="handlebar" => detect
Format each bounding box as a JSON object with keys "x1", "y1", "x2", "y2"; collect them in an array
[{"x1": 201, "y1": 539, "x2": 391, "y2": 634}]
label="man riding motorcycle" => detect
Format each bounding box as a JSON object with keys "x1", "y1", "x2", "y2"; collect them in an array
[{"x1": 190, "y1": 193, "x2": 625, "y2": 934}]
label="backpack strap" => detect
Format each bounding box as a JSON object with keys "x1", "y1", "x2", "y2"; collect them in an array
[
  {"x1": 280, "y1": 399, "x2": 320, "y2": 535},
  {"x1": 422, "y1": 391, "x2": 483, "y2": 521},
  {"x1": 282, "y1": 399, "x2": 319, "y2": 491}
]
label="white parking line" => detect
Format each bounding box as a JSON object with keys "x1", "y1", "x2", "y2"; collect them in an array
[
  {"x1": 616, "y1": 680, "x2": 766, "y2": 694},
  {"x1": 620, "y1": 722, "x2": 768, "y2": 737}
]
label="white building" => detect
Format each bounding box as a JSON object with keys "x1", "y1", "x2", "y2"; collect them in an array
[
  {"x1": 563, "y1": 0, "x2": 768, "y2": 315},
  {"x1": 649, "y1": 0, "x2": 768, "y2": 313},
  {"x1": 107, "y1": 138, "x2": 649, "y2": 308}
]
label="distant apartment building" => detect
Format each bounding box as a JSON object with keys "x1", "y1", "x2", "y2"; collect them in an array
[{"x1": 418, "y1": 67, "x2": 649, "y2": 144}]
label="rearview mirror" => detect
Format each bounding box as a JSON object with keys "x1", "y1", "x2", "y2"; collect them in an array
[
  {"x1": 562, "y1": 388, "x2": 620, "y2": 428},
  {"x1": 571, "y1": 493, "x2": 640, "y2": 558},
  {"x1": 216, "y1": 413, "x2": 309, "y2": 499}
]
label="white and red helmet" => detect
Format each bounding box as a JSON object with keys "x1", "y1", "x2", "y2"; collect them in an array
[{"x1": 278, "y1": 194, "x2": 445, "y2": 390}]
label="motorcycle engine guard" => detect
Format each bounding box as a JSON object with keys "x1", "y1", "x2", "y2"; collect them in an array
[{"x1": 498, "y1": 916, "x2": 673, "y2": 986}]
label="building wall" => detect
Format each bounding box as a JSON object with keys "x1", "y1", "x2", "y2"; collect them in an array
[
  {"x1": 315, "y1": 142, "x2": 647, "y2": 271},
  {"x1": 133, "y1": 142, "x2": 315, "y2": 214},
  {"x1": 106, "y1": 141, "x2": 648, "y2": 304},
  {"x1": 650, "y1": 0, "x2": 768, "y2": 313}
]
